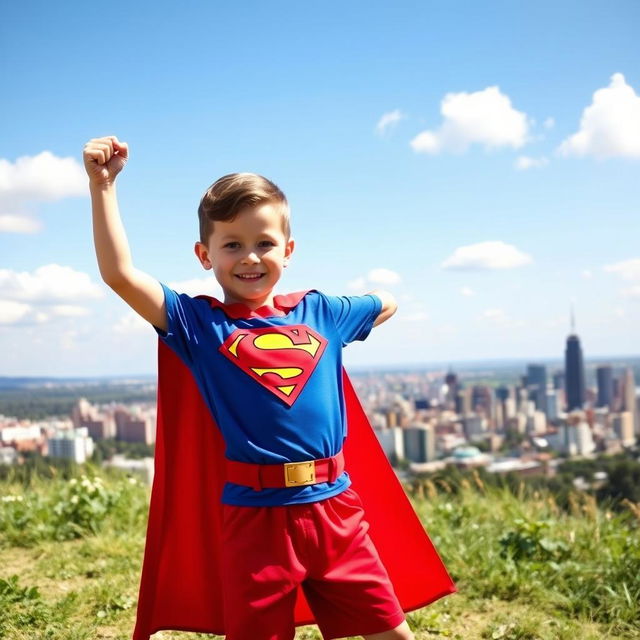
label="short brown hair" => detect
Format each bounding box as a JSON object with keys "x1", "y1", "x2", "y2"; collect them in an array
[{"x1": 197, "y1": 173, "x2": 290, "y2": 244}]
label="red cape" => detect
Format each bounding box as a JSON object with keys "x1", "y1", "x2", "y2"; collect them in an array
[{"x1": 132, "y1": 293, "x2": 456, "y2": 639}]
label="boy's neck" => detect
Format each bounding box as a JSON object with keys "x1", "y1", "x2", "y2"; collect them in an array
[{"x1": 223, "y1": 292, "x2": 276, "y2": 311}]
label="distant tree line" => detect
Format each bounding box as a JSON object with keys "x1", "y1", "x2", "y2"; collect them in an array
[
  {"x1": 414, "y1": 449, "x2": 640, "y2": 512},
  {"x1": 0, "y1": 385, "x2": 156, "y2": 420}
]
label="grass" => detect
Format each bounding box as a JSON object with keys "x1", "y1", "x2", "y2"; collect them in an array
[{"x1": 1, "y1": 465, "x2": 639, "y2": 639}]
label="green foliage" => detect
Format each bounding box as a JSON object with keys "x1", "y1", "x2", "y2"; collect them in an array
[
  {"x1": 1, "y1": 465, "x2": 639, "y2": 638},
  {"x1": 499, "y1": 518, "x2": 570, "y2": 562},
  {"x1": 0, "y1": 470, "x2": 148, "y2": 547}
]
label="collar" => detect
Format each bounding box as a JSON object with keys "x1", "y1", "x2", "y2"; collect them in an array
[{"x1": 195, "y1": 290, "x2": 314, "y2": 319}]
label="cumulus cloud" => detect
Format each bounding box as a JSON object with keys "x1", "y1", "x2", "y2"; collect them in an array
[
  {"x1": 367, "y1": 268, "x2": 401, "y2": 285},
  {"x1": 460, "y1": 286, "x2": 475, "y2": 296},
  {"x1": 543, "y1": 117, "x2": 555, "y2": 130},
  {"x1": 375, "y1": 109, "x2": 405, "y2": 136},
  {"x1": 0, "y1": 300, "x2": 32, "y2": 325},
  {"x1": 0, "y1": 264, "x2": 104, "y2": 302},
  {"x1": 0, "y1": 299, "x2": 66, "y2": 325},
  {"x1": 442, "y1": 241, "x2": 532, "y2": 270},
  {"x1": 558, "y1": 73, "x2": 640, "y2": 158},
  {"x1": 347, "y1": 268, "x2": 401, "y2": 291},
  {"x1": 0, "y1": 151, "x2": 87, "y2": 233},
  {"x1": 0, "y1": 214, "x2": 42, "y2": 233},
  {"x1": 411, "y1": 86, "x2": 529, "y2": 154},
  {"x1": 603, "y1": 258, "x2": 640, "y2": 281},
  {"x1": 515, "y1": 156, "x2": 549, "y2": 170},
  {"x1": 113, "y1": 311, "x2": 150, "y2": 334}
]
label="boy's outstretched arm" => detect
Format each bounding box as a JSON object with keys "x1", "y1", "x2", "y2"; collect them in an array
[
  {"x1": 84, "y1": 136, "x2": 168, "y2": 333},
  {"x1": 368, "y1": 289, "x2": 397, "y2": 327}
]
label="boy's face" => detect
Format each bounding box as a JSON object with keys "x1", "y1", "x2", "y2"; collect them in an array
[{"x1": 194, "y1": 202, "x2": 294, "y2": 310}]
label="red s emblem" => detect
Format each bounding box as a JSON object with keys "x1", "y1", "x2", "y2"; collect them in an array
[{"x1": 219, "y1": 325, "x2": 328, "y2": 406}]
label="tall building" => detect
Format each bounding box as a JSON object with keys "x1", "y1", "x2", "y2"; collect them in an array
[
  {"x1": 526, "y1": 364, "x2": 548, "y2": 414},
  {"x1": 565, "y1": 333, "x2": 585, "y2": 412},
  {"x1": 596, "y1": 366, "x2": 614, "y2": 409}
]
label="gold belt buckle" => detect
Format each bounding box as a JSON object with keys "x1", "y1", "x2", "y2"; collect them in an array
[{"x1": 284, "y1": 461, "x2": 316, "y2": 487}]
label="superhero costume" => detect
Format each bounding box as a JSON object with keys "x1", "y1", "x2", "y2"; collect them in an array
[{"x1": 132, "y1": 288, "x2": 456, "y2": 639}]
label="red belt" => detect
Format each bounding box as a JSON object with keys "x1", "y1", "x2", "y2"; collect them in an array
[{"x1": 225, "y1": 450, "x2": 345, "y2": 491}]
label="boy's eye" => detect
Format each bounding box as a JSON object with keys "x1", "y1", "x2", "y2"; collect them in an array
[
  {"x1": 224, "y1": 242, "x2": 240, "y2": 249},
  {"x1": 258, "y1": 240, "x2": 276, "y2": 248}
]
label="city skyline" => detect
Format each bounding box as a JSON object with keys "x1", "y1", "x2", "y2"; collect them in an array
[{"x1": 1, "y1": 1, "x2": 639, "y2": 376}]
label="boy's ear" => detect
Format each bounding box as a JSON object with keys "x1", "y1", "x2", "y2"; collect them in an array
[
  {"x1": 194, "y1": 241, "x2": 212, "y2": 270},
  {"x1": 283, "y1": 237, "x2": 295, "y2": 267}
]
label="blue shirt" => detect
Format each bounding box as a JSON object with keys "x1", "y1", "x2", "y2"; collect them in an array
[{"x1": 153, "y1": 284, "x2": 382, "y2": 506}]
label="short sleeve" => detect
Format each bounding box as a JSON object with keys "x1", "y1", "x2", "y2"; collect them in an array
[
  {"x1": 322, "y1": 293, "x2": 382, "y2": 346},
  {"x1": 152, "y1": 281, "x2": 202, "y2": 367}
]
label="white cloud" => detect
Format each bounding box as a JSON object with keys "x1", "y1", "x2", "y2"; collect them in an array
[
  {"x1": 347, "y1": 268, "x2": 401, "y2": 291},
  {"x1": 367, "y1": 268, "x2": 401, "y2": 285},
  {"x1": 0, "y1": 300, "x2": 32, "y2": 324},
  {"x1": 375, "y1": 109, "x2": 405, "y2": 136},
  {"x1": 168, "y1": 276, "x2": 222, "y2": 298},
  {"x1": 603, "y1": 258, "x2": 640, "y2": 281},
  {"x1": 543, "y1": 117, "x2": 555, "y2": 130},
  {"x1": 0, "y1": 151, "x2": 86, "y2": 202},
  {"x1": 515, "y1": 155, "x2": 549, "y2": 170},
  {"x1": 558, "y1": 73, "x2": 640, "y2": 158},
  {"x1": 442, "y1": 241, "x2": 532, "y2": 270},
  {"x1": 582, "y1": 269, "x2": 593, "y2": 279},
  {"x1": 50, "y1": 305, "x2": 91, "y2": 317},
  {"x1": 411, "y1": 86, "x2": 529, "y2": 154},
  {"x1": 0, "y1": 214, "x2": 42, "y2": 233},
  {"x1": 113, "y1": 311, "x2": 150, "y2": 334},
  {"x1": 0, "y1": 151, "x2": 86, "y2": 233},
  {"x1": 0, "y1": 264, "x2": 104, "y2": 302},
  {"x1": 460, "y1": 286, "x2": 475, "y2": 297}
]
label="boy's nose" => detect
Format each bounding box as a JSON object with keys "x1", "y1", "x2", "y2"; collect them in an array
[{"x1": 241, "y1": 252, "x2": 260, "y2": 264}]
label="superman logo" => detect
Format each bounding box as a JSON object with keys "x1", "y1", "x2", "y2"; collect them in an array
[{"x1": 219, "y1": 325, "x2": 328, "y2": 406}]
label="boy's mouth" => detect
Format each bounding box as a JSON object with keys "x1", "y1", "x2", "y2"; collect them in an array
[{"x1": 235, "y1": 273, "x2": 265, "y2": 281}]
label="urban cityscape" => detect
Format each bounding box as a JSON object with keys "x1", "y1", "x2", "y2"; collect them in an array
[{"x1": 1, "y1": 323, "x2": 638, "y2": 486}]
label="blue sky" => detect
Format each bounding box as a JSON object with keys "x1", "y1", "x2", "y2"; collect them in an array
[{"x1": 1, "y1": 1, "x2": 639, "y2": 377}]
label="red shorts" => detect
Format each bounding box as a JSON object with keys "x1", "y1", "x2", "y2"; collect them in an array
[{"x1": 220, "y1": 486, "x2": 405, "y2": 640}]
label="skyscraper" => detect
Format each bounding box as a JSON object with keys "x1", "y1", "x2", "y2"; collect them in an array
[
  {"x1": 526, "y1": 364, "x2": 548, "y2": 414},
  {"x1": 565, "y1": 337, "x2": 585, "y2": 412},
  {"x1": 596, "y1": 366, "x2": 614, "y2": 409}
]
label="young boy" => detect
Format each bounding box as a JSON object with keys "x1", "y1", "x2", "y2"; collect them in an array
[{"x1": 83, "y1": 135, "x2": 455, "y2": 640}]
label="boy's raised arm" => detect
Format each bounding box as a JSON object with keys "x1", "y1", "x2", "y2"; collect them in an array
[{"x1": 84, "y1": 136, "x2": 167, "y2": 333}]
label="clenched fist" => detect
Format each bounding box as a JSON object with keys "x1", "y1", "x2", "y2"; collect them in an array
[{"x1": 83, "y1": 136, "x2": 129, "y2": 186}]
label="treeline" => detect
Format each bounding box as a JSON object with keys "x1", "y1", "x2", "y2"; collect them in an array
[
  {"x1": 414, "y1": 449, "x2": 640, "y2": 512},
  {"x1": 0, "y1": 385, "x2": 157, "y2": 420}
]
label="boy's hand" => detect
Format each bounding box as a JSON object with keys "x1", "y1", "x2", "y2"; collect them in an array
[{"x1": 83, "y1": 136, "x2": 129, "y2": 186}]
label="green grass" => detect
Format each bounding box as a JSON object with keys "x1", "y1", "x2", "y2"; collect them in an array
[{"x1": 1, "y1": 466, "x2": 639, "y2": 639}]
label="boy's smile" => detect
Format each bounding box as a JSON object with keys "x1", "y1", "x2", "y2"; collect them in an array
[{"x1": 195, "y1": 203, "x2": 294, "y2": 310}]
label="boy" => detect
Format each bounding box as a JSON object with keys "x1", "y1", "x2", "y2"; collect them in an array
[{"x1": 83, "y1": 135, "x2": 455, "y2": 640}]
